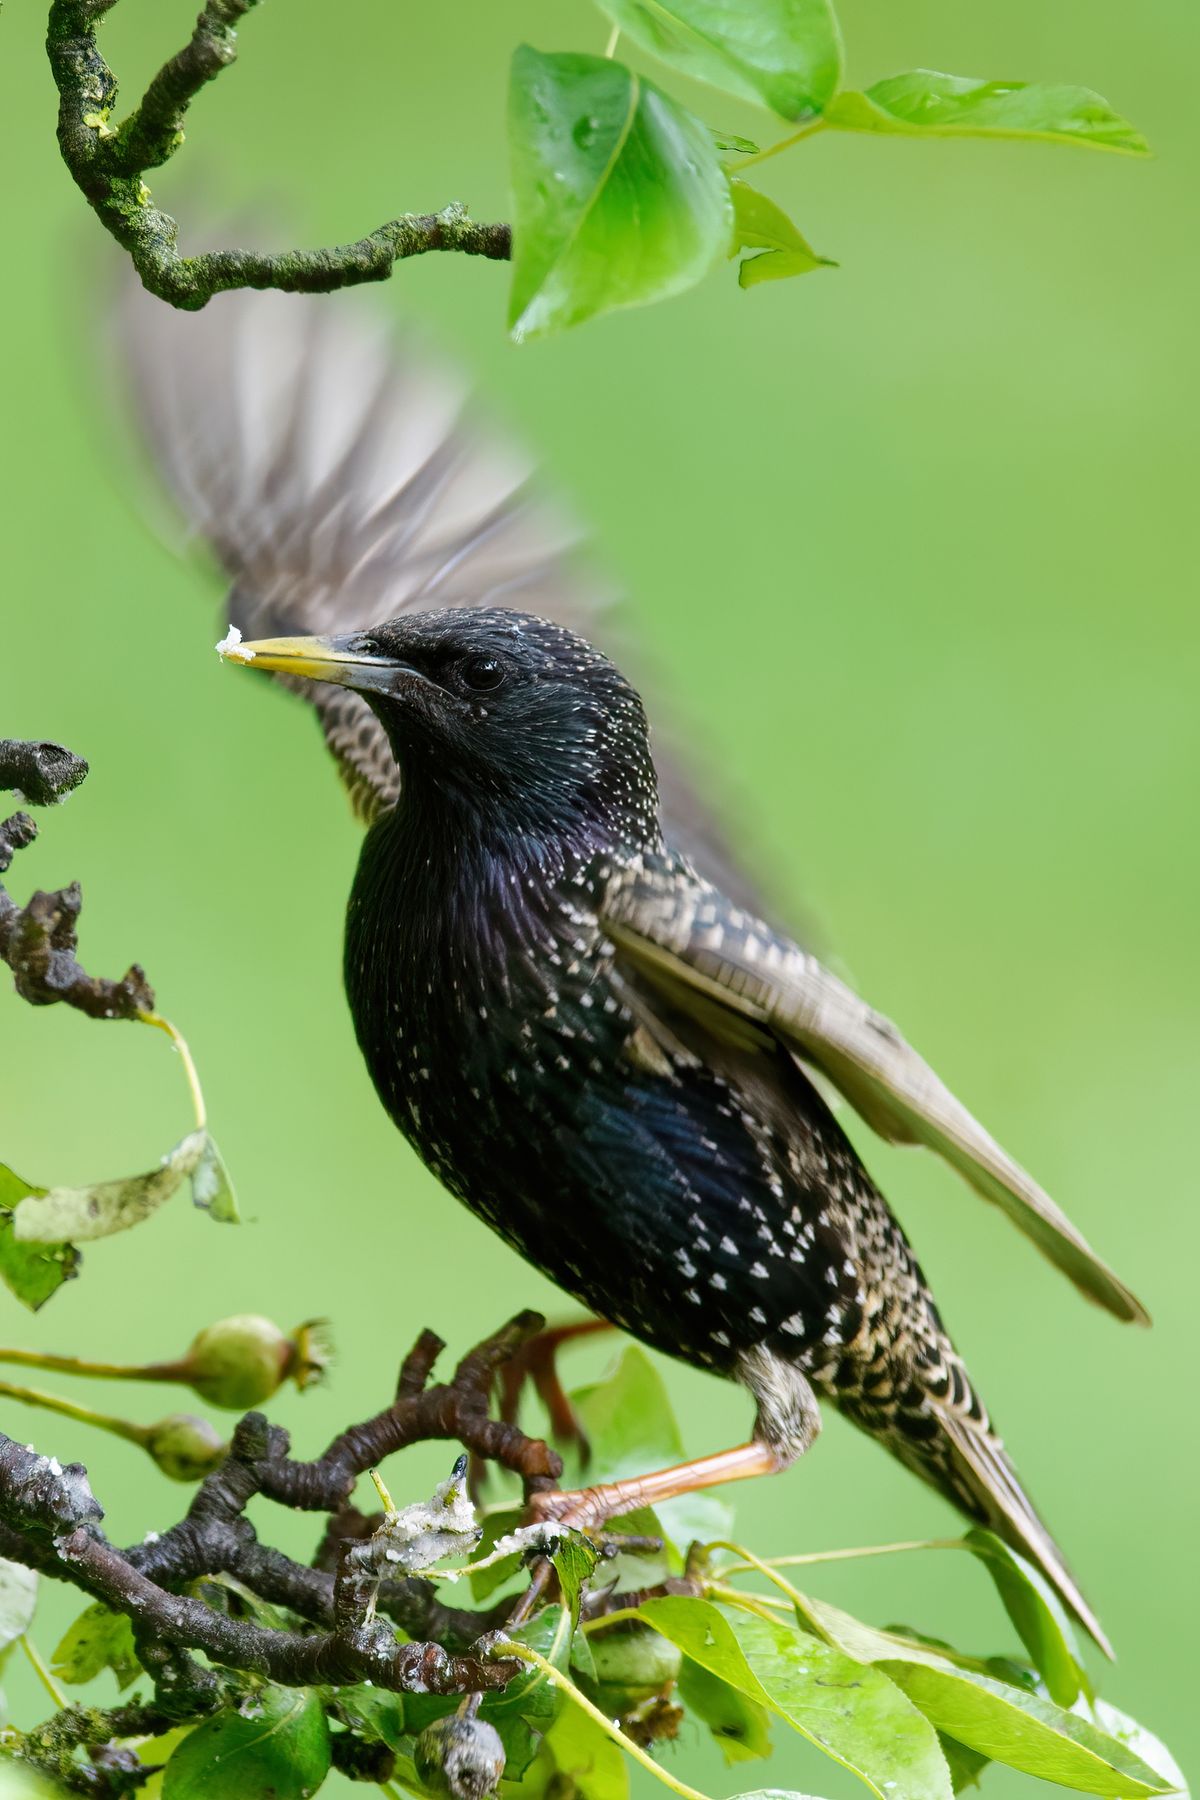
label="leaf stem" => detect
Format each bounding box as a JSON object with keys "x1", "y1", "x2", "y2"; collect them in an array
[
  {"x1": 736, "y1": 117, "x2": 827, "y2": 170},
  {"x1": 138, "y1": 1010, "x2": 206, "y2": 1130},
  {"x1": 0, "y1": 1377, "x2": 148, "y2": 1450},
  {"x1": 20, "y1": 1634, "x2": 67, "y2": 1711},
  {"x1": 494, "y1": 1638, "x2": 714, "y2": 1800},
  {"x1": 703, "y1": 1539, "x2": 835, "y2": 1642},
  {"x1": 0, "y1": 1346, "x2": 194, "y2": 1386},
  {"x1": 714, "y1": 1537, "x2": 959, "y2": 1578},
  {"x1": 706, "y1": 1582, "x2": 792, "y2": 1614},
  {"x1": 706, "y1": 1586, "x2": 788, "y2": 1628},
  {"x1": 603, "y1": 23, "x2": 620, "y2": 57}
]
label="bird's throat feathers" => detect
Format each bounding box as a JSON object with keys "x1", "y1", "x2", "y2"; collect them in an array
[{"x1": 343, "y1": 755, "x2": 651, "y2": 1088}]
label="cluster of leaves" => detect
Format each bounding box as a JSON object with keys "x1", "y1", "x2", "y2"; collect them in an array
[
  {"x1": 505, "y1": 0, "x2": 1148, "y2": 337},
  {"x1": 0, "y1": 1348, "x2": 1184, "y2": 1800}
]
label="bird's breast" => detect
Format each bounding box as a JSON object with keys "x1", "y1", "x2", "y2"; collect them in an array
[{"x1": 343, "y1": 824, "x2": 636, "y2": 1212}]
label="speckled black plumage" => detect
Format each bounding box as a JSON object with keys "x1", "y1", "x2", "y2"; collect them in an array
[
  {"x1": 328, "y1": 606, "x2": 1126, "y2": 1648},
  {"x1": 128, "y1": 289, "x2": 1141, "y2": 1653}
]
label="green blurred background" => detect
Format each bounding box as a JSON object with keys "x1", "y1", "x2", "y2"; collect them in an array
[{"x1": 1, "y1": 1, "x2": 1196, "y2": 1791}]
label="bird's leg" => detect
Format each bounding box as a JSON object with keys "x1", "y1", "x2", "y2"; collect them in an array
[
  {"x1": 527, "y1": 1348, "x2": 823, "y2": 1531},
  {"x1": 526, "y1": 1439, "x2": 784, "y2": 1530}
]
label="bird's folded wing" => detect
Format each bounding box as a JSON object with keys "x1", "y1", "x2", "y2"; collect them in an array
[{"x1": 603, "y1": 868, "x2": 1149, "y2": 1325}]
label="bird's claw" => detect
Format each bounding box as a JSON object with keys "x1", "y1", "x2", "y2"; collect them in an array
[{"x1": 468, "y1": 1317, "x2": 614, "y2": 1501}]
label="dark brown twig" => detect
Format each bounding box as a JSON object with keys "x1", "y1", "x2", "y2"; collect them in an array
[
  {"x1": 0, "y1": 739, "x2": 154, "y2": 1018},
  {"x1": 0, "y1": 1315, "x2": 571, "y2": 1793}
]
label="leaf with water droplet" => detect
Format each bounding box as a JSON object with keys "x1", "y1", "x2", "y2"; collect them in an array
[
  {"x1": 508, "y1": 49, "x2": 732, "y2": 341},
  {"x1": 825, "y1": 71, "x2": 1148, "y2": 154}
]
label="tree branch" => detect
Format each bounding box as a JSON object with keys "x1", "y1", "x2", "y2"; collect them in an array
[
  {"x1": 0, "y1": 1315, "x2": 571, "y2": 1793},
  {"x1": 45, "y1": 0, "x2": 512, "y2": 311},
  {"x1": 1, "y1": 739, "x2": 154, "y2": 1018}
]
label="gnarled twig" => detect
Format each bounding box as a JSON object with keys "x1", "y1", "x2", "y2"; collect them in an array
[
  {"x1": 46, "y1": 0, "x2": 511, "y2": 312},
  {"x1": 0, "y1": 739, "x2": 154, "y2": 1018},
  {"x1": 0, "y1": 1314, "x2": 569, "y2": 1793}
]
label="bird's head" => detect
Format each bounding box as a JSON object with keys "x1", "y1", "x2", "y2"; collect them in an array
[{"x1": 220, "y1": 607, "x2": 661, "y2": 849}]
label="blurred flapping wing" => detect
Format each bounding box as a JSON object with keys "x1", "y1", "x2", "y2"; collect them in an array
[{"x1": 117, "y1": 286, "x2": 609, "y2": 823}]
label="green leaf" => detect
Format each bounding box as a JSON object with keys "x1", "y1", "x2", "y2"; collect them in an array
[
  {"x1": 469, "y1": 1504, "x2": 525, "y2": 1601},
  {"x1": 544, "y1": 1703, "x2": 630, "y2": 1800},
  {"x1": 494, "y1": 1714, "x2": 541, "y2": 1779},
  {"x1": 570, "y1": 1619, "x2": 598, "y2": 1684},
  {"x1": 825, "y1": 72, "x2": 1148, "y2": 155},
  {"x1": 0, "y1": 1166, "x2": 78, "y2": 1310},
  {"x1": 722, "y1": 1606, "x2": 954, "y2": 1800},
  {"x1": 937, "y1": 1734, "x2": 990, "y2": 1793},
  {"x1": 960, "y1": 1528, "x2": 1085, "y2": 1706},
  {"x1": 678, "y1": 1655, "x2": 772, "y2": 1764},
  {"x1": 162, "y1": 1686, "x2": 331, "y2": 1800},
  {"x1": 508, "y1": 48, "x2": 733, "y2": 342},
  {"x1": 51, "y1": 1602, "x2": 140, "y2": 1691},
  {"x1": 712, "y1": 129, "x2": 760, "y2": 156},
  {"x1": 191, "y1": 1134, "x2": 240, "y2": 1223},
  {"x1": 483, "y1": 1605, "x2": 569, "y2": 1731},
  {"x1": 634, "y1": 1596, "x2": 952, "y2": 1800},
  {"x1": 552, "y1": 1530, "x2": 599, "y2": 1634},
  {"x1": 330, "y1": 1683, "x2": 405, "y2": 1753},
  {"x1": 782, "y1": 1588, "x2": 1172, "y2": 1795},
  {"x1": 591, "y1": 0, "x2": 842, "y2": 120},
  {"x1": 0, "y1": 1762, "x2": 62, "y2": 1798},
  {"x1": 1090, "y1": 1702, "x2": 1188, "y2": 1798},
  {"x1": 883, "y1": 1663, "x2": 1174, "y2": 1796},
  {"x1": 12, "y1": 1131, "x2": 207, "y2": 1245},
  {"x1": 571, "y1": 1347, "x2": 733, "y2": 1551},
  {"x1": 730, "y1": 179, "x2": 833, "y2": 287},
  {"x1": 0, "y1": 1560, "x2": 37, "y2": 1651}
]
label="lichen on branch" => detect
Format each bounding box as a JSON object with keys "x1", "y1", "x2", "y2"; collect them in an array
[{"x1": 45, "y1": 0, "x2": 511, "y2": 311}]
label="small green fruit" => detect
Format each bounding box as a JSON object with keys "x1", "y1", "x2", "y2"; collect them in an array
[
  {"x1": 181, "y1": 1315, "x2": 296, "y2": 1409},
  {"x1": 141, "y1": 1413, "x2": 226, "y2": 1481}
]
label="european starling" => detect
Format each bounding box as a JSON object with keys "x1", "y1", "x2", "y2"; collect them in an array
[
  {"x1": 218, "y1": 606, "x2": 1147, "y2": 1656},
  {"x1": 121, "y1": 291, "x2": 1144, "y2": 1651}
]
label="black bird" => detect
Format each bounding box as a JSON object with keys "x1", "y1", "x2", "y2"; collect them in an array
[
  {"x1": 219, "y1": 605, "x2": 1146, "y2": 1655},
  {"x1": 119, "y1": 291, "x2": 1144, "y2": 1648}
]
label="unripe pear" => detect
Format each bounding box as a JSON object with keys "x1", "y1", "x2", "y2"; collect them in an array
[{"x1": 141, "y1": 1413, "x2": 226, "y2": 1481}]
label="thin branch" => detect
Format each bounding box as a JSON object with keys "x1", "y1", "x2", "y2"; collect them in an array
[
  {"x1": 1, "y1": 739, "x2": 154, "y2": 1018},
  {"x1": 45, "y1": 0, "x2": 511, "y2": 312}
]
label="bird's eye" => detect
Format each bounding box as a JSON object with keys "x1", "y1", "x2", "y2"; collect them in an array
[{"x1": 460, "y1": 654, "x2": 506, "y2": 693}]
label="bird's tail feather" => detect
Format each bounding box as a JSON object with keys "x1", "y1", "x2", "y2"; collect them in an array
[{"x1": 934, "y1": 1409, "x2": 1113, "y2": 1659}]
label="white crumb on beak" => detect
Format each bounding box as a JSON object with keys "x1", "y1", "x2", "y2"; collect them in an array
[{"x1": 215, "y1": 624, "x2": 252, "y2": 660}]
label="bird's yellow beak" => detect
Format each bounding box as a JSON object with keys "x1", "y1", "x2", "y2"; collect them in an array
[{"x1": 215, "y1": 629, "x2": 400, "y2": 693}]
